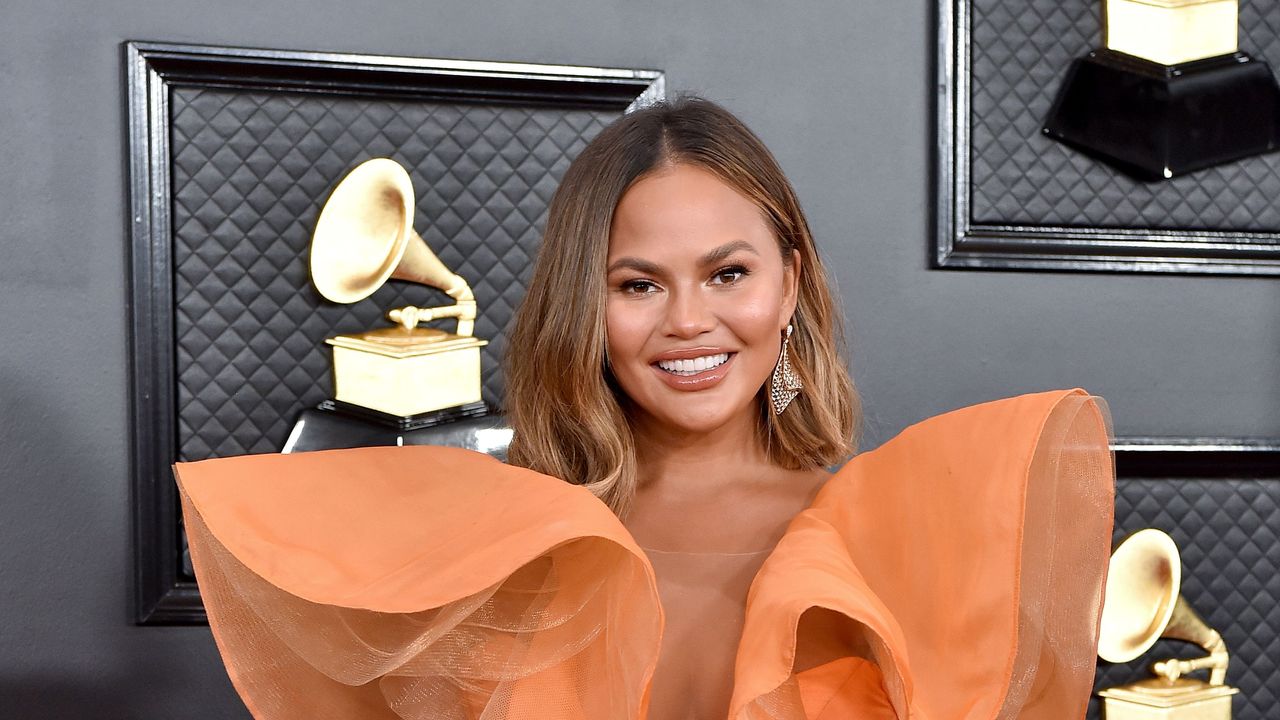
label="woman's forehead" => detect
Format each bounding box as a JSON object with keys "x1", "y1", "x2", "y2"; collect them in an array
[{"x1": 608, "y1": 164, "x2": 774, "y2": 261}]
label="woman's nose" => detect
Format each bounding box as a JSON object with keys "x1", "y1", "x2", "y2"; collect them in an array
[{"x1": 663, "y1": 286, "x2": 716, "y2": 338}]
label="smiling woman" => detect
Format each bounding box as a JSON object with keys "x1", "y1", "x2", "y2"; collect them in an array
[
  {"x1": 503, "y1": 101, "x2": 862, "y2": 716},
  {"x1": 174, "y1": 97, "x2": 1115, "y2": 720},
  {"x1": 505, "y1": 98, "x2": 858, "y2": 521}
]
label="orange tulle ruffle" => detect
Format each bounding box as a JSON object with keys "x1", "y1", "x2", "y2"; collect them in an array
[{"x1": 175, "y1": 388, "x2": 1114, "y2": 719}]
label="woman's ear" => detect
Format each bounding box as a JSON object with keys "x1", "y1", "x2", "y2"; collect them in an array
[{"x1": 781, "y1": 248, "x2": 801, "y2": 329}]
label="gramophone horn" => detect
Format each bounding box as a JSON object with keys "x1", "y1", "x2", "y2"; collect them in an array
[
  {"x1": 310, "y1": 157, "x2": 474, "y2": 309},
  {"x1": 1098, "y1": 528, "x2": 1181, "y2": 664},
  {"x1": 1099, "y1": 528, "x2": 1229, "y2": 685}
]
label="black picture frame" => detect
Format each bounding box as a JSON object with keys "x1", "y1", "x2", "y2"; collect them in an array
[
  {"x1": 935, "y1": 0, "x2": 1280, "y2": 275},
  {"x1": 1112, "y1": 437, "x2": 1280, "y2": 478},
  {"x1": 126, "y1": 41, "x2": 663, "y2": 625}
]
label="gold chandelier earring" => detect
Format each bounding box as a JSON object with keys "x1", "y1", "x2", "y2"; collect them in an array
[{"x1": 770, "y1": 323, "x2": 803, "y2": 415}]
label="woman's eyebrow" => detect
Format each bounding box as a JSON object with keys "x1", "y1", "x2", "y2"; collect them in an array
[
  {"x1": 699, "y1": 239, "x2": 758, "y2": 266},
  {"x1": 607, "y1": 257, "x2": 663, "y2": 275},
  {"x1": 606, "y1": 240, "x2": 758, "y2": 275}
]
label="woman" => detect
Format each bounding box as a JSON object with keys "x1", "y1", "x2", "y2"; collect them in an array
[
  {"x1": 175, "y1": 98, "x2": 1115, "y2": 719},
  {"x1": 505, "y1": 98, "x2": 858, "y2": 718}
]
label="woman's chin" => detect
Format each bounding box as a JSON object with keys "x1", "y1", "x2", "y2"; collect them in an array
[
  {"x1": 661, "y1": 415, "x2": 734, "y2": 437},
  {"x1": 636, "y1": 398, "x2": 759, "y2": 440}
]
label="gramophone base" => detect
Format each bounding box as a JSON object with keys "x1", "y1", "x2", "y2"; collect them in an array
[
  {"x1": 1043, "y1": 49, "x2": 1280, "y2": 180},
  {"x1": 328, "y1": 330, "x2": 486, "y2": 418},
  {"x1": 322, "y1": 399, "x2": 489, "y2": 431},
  {"x1": 282, "y1": 401, "x2": 510, "y2": 459},
  {"x1": 1099, "y1": 678, "x2": 1238, "y2": 720}
]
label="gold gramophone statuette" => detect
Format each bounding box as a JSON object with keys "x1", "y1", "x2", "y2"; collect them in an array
[
  {"x1": 310, "y1": 158, "x2": 487, "y2": 419},
  {"x1": 1097, "y1": 529, "x2": 1239, "y2": 720}
]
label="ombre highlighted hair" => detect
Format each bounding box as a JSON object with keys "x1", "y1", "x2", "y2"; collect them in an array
[{"x1": 505, "y1": 97, "x2": 859, "y2": 517}]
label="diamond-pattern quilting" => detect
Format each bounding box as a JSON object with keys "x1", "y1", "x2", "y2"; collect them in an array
[
  {"x1": 1087, "y1": 479, "x2": 1280, "y2": 720},
  {"x1": 170, "y1": 87, "x2": 618, "y2": 462},
  {"x1": 969, "y1": 0, "x2": 1280, "y2": 231}
]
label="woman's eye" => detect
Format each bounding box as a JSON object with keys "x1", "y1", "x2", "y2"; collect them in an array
[
  {"x1": 710, "y1": 266, "x2": 749, "y2": 285},
  {"x1": 620, "y1": 279, "x2": 659, "y2": 295}
]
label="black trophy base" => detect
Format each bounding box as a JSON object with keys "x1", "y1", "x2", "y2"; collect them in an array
[
  {"x1": 1043, "y1": 49, "x2": 1280, "y2": 181},
  {"x1": 283, "y1": 400, "x2": 510, "y2": 459},
  {"x1": 321, "y1": 399, "x2": 490, "y2": 431}
]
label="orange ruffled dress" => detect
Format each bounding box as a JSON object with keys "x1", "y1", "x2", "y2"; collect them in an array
[{"x1": 175, "y1": 389, "x2": 1114, "y2": 719}]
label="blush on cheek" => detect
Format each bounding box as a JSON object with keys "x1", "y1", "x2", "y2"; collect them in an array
[
  {"x1": 717, "y1": 294, "x2": 784, "y2": 342},
  {"x1": 604, "y1": 302, "x2": 663, "y2": 415},
  {"x1": 606, "y1": 300, "x2": 658, "y2": 359}
]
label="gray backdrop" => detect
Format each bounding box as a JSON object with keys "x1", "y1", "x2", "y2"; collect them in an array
[{"x1": 1, "y1": 0, "x2": 1277, "y2": 717}]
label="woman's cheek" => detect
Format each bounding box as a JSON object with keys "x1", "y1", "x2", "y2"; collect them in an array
[
  {"x1": 606, "y1": 300, "x2": 655, "y2": 364},
  {"x1": 719, "y1": 293, "x2": 782, "y2": 341}
]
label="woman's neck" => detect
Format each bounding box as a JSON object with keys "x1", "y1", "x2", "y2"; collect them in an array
[
  {"x1": 623, "y1": 404, "x2": 828, "y2": 556},
  {"x1": 630, "y1": 407, "x2": 771, "y2": 495}
]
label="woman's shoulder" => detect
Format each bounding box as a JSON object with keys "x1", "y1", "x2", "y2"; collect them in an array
[
  {"x1": 736, "y1": 388, "x2": 1115, "y2": 718},
  {"x1": 178, "y1": 443, "x2": 664, "y2": 719}
]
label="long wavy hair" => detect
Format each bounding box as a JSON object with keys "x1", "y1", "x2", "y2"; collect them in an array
[{"x1": 505, "y1": 97, "x2": 859, "y2": 517}]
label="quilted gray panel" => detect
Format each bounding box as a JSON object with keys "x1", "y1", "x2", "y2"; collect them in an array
[
  {"x1": 1087, "y1": 479, "x2": 1280, "y2": 720},
  {"x1": 970, "y1": 0, "x2": 1280, "y2": 230},
  {"x1": 169, "y1": 87, "x2": 618, "y2": 461}
]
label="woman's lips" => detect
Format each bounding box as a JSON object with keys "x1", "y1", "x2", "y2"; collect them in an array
[{"x1": 649, "y1": 352, "x2": 737, "y2": 391}]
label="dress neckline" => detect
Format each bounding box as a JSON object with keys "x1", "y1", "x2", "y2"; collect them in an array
[{"x1": 640, "y1": 545, "x2": 774, "y2": 557}]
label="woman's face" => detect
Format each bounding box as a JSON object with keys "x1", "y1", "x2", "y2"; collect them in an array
[{"x1": 605, "y1": 163, "x2": 799, "y2": 437}]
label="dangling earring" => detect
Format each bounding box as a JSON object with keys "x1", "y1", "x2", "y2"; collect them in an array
[{"x1": 770, "y1": 324, "x2": 802, "y2": 415}]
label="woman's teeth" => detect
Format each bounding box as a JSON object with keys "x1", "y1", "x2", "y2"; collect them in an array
[{"x1": 656, "y1": 353, "x2": 730, "y2": 376}]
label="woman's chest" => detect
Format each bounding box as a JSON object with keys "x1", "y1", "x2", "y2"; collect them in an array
[{"x1": 641, "y1": 549, "x2": 772, "y2": 720}]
